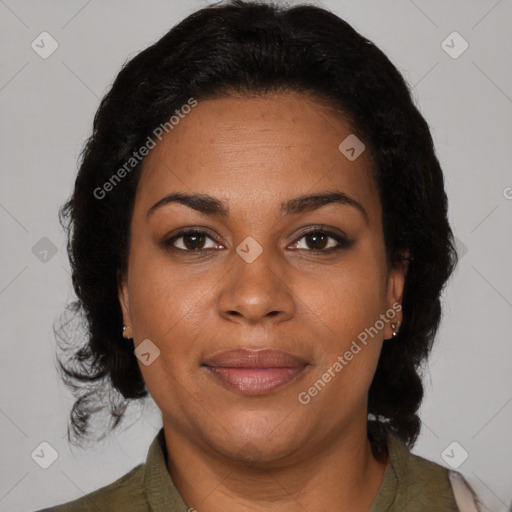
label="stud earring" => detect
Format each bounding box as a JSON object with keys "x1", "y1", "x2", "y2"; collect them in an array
[
  {"x1": 391, "y1": 321, "x2": 401, "y2": 337},
  {"x1": 122, "y1": 325, "x2": 132, "y2": 339}
]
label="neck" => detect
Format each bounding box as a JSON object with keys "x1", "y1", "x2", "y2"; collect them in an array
[{"x1": 162, "y1": 418, "x2": 388, "y2": 512}]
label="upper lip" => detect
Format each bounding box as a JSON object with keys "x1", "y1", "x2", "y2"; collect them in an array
[{"x1": 202, "y1": 349, "x2": 308, "y2": 368}]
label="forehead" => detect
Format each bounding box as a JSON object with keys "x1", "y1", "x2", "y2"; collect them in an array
[{"x1": 135, "y1": 91, "x2": 379, "y2": 221}]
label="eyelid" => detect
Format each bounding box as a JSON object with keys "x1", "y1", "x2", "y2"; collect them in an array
[
  {"x1": 288, "y1": 225, "x2": 353, "y2": 252},
  {"x1": 162, "y1": 227, "x2": 225, "y2": 252},
  {"x1": 290, "y1": 224, "x2": 349, "y2": 243}
]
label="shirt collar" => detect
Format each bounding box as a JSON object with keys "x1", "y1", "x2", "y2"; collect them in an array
[
  {"x1": 143, "y1": 427, "x2": 190, "y2": 511},
  {"x1": 368, "y1": 431, "x2": 400, "y2": 512}
]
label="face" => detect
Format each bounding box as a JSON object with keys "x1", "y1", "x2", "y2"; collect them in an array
[{"x1": 118, "y1": 91, "x2": 406, "y2": 464}]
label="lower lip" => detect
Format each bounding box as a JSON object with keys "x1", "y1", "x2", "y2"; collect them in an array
[{"x1": 204, "y1": 366, "x2": 306, "y2": 395}]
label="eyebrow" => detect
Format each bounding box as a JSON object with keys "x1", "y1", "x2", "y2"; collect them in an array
[{"x1": 146, "y1": 190, "x2": 369, "y2": 224}]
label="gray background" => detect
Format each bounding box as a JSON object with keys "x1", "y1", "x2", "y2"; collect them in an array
[{"x1": 1, "y1": 0, "x2": 511, "y2": 510}]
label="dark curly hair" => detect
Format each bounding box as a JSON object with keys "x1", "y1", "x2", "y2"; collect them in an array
[{"x1": 55, "y1": 0, "x2": 458, "y2": 453}]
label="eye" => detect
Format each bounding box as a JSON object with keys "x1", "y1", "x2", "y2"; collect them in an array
[
  {"x1": 162, "y1": 227, "x2": 353, "y2": 255},
  {"x1": 289, "y1": 228, "x2": 353, "y2": 253},
  {"x1": 162, "y1": 229, "x2": 224, "y2": 253}
]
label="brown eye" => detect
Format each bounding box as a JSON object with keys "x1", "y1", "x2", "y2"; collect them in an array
[
  {"x1": 181, "y1": 232, "x2": 207, "y2": 250},
  {"x1": 304, "y1": 232, "x2": 330, "y2": 250},
  {"x1": 289, "y1": 229, "x2": 353, "y2": 253},
  {"x1": 163, "y1": 229, "x2": 223, "y2": 253}
]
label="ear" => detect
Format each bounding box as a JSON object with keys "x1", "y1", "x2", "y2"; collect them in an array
[
  {"x1": 117, "y1": 270, "x2": 132, "y2": 331},
  {"x1": 384, "y1": 252, "x2": 409, "y2": 339}
]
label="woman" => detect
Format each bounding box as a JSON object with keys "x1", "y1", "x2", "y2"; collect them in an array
[{"x1": 36, "y1": 0, "x2": 480, "y2": 510}]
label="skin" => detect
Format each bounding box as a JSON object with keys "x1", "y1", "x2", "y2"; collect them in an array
[{"x1": 118, "y1": 91, "x2": 407, "y2": 512}]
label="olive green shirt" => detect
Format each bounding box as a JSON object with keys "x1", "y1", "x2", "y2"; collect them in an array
[{"x1": 35, "y1": 427, "x2": 469, "y2": 512}]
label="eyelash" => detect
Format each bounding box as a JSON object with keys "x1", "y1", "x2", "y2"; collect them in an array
[{"x1": 161, "y1": 227, "x2": 354, "y2": 256}]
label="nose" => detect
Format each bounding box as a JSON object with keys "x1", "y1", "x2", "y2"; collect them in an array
[{"x1": 217, "y1": 243, "x2": 295, "y2": 325}]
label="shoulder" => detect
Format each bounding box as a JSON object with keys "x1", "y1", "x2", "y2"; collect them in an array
[
  {"x1": 33, "y1": 428, "x2": 190, "y2": 512},
  {"x1": 33, "y1": 463, "x2": 147, "y2": 512},
  {"x1": 386, "y1": 432, "x2": 480, "y2": 512}
]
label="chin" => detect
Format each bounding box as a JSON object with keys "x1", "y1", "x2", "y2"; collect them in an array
[{"x1": 211, "y1": 421, "x2": 304, "y2": 466}]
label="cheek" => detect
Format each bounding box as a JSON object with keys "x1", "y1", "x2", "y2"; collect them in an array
[
  {"x1": 128, "y1": 239, "x2": 197, "y2": 324},
  {"x1": 293, "y1": 249, "x2": 387, "y2": 402},
  {"x1": 127, "y1": 260, "x2": 210, "y2": 403},
  {"x1": 127, "y1": 248, "x2": 223, "y2": 370},
  {"x1": 296, "y1": 270, "x2": 385, "y2": 415},
  {"x1": 301, "y1": 260, "x2": 386, "y2": 346}
]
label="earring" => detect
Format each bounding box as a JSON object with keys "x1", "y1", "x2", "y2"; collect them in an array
[
  {"x1": 391, "y1": 321, "x2": 401, "y2": 337},
  {"x1": 122, "y1": 325, "x2": 132, "y2": 339}
]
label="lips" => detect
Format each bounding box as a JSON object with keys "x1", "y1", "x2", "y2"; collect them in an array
[{"x1": 202, "y1": 349, "x2": 309, "y2": 395}]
